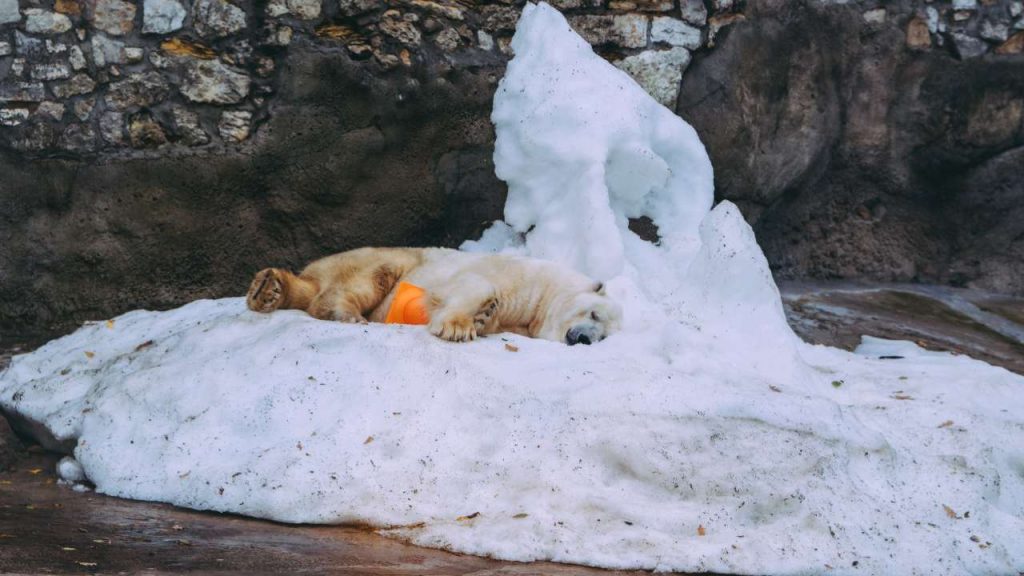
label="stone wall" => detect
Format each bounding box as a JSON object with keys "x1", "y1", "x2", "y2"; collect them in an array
[
  {"x1": 2, "y1": 0, "x2": 1020, "y2": 156},
  {"x1": 0, "y1": 0, "x2": 1022, "y2": 336},
  {"x1": 0, "y1": 0, "x2": 723, "y2": 155}
]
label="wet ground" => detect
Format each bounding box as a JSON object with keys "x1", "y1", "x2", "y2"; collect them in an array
[
  {"x1": 0, "y1": 452, "x2": 658, "y2": 575},
  {"x1": 1, "y1": 282, "x2": 1022, "y2": 574},
  {"x1": 779, "y1": 282, "x2": 1024, "y2": 375}
]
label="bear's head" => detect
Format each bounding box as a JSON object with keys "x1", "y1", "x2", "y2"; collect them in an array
[{"x1": 540, "y1": 284, "x2": 622, "y2": 345}]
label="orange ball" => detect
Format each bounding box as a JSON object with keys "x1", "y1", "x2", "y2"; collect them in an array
[{"x1": 385, "y1": 282, "x2": 430, "y2": 325}]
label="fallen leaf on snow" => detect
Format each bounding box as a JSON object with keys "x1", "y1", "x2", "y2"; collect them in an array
[
  {"x1": 364, "y1": 436, "x2": 374, "y2": 445},
  {"x1": 769, "y1": 385, "x2": 781, "y2": 393},
  {"x1": 106, "y1": 320, "x2": 115, "y2": 329},
  {"x1": 697, "y1": 524, "x2": 706, "y2": 536},
  {"x1": 134, "y1": 340, "x2": 155, "y2": 352},
  {"x1": 938, "y1": 420, "x2": 954, "y2": 428},
  {"x1": 456, "y1": 512, "x2": 480, "y2": 521},
  {"x1": 84, "y1": 351, "x2": 95, "y2": 359},
  {"x1": 505, "y1": 343, "x2": 519, "y2": 352},
  {"x1": 891, "y1": 394, "x2": 913, "y2": 400},
  {"x1": 943, "y1": 504, "x2": 959, "y2": 519},
  {"x1": 512, "y1": 513, "x2": 529, "y2": 519}
]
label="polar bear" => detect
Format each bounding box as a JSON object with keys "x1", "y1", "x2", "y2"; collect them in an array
[{"x1": 246, "y1": 247, "x2": 621, "y2": 345}]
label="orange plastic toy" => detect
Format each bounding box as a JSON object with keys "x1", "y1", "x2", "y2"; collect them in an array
[{"x1": 385, "y1": 282, "x2": 430, "y2": 325}]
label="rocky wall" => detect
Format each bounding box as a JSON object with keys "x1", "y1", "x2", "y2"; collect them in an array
[
  {"x1": 0, "y1": 0, "x2": 719, "y2": 155},
  {"x1": 678, "y1": 0, "x2": 1024, "y2": 295}
]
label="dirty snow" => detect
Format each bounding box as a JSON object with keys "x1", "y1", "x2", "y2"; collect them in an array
[{"x1": 2, "y1": 3, "x2": 1023, "y2": 575}]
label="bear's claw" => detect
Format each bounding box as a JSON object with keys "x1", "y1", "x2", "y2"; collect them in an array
[{"x1": 473, "y1": 297, "x2": 499, "y2": 331}]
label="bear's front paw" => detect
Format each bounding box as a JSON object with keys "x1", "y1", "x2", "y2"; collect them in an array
[
  {"x1": 247, "y1": 268, "x2": 285, "y2": 313},
  {"x1": 429, "y1": 314, "x2": 477, "y2": 342}
]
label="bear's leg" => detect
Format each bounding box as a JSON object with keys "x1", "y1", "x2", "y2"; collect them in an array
[
  {"x1": 308, "y1": 287, "x2": 368, "y2": 324},
  {"x1": 428, "y1": 274, "x2": 499, "y2": 342},
  {"x1": 246, "y1": 268, "x2": 317, "y2": 313}
]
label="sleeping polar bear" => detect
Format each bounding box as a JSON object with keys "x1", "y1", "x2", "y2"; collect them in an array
[{"x1": 246, "y1": 247, "x2": 622, "y2": 345}]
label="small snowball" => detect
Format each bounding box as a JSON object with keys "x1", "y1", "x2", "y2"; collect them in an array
[{"x1": 57, "y1": 456, "x2": 86, "y2": 483}]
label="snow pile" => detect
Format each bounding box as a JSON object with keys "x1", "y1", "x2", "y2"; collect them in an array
[
  {"x1": 2, "y1": 3, "x2": 1023, "y2": 575},
  {"x1": 480, "y1": 1, "x2": 712, "y2": 283}
]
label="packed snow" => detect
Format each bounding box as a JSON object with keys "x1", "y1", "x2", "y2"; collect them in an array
[{"x1": 2, "y1": 3, "x2": 1023, "y2": 575}]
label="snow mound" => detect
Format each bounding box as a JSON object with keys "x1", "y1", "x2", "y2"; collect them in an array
[{"x1": 2, "y1": 3, "x2": 1023, "y2": 575}]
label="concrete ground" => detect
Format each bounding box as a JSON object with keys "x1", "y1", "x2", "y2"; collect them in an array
[{"x1": 0, "y1": 282, "x2": 1021, "y2": 574}]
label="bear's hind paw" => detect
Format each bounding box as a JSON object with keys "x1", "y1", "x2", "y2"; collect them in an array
[{"x1": 247, "y1": 268, "x2": 285, "y2": 313}]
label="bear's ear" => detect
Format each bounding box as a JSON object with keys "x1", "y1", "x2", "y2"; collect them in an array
[{"x1": 594, "y1": 282, "x2": 605, "y2": 295}]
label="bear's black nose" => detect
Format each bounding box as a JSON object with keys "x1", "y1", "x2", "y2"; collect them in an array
[{"x1": 566, "y1": 327, "x2": 593, "y2": 346}]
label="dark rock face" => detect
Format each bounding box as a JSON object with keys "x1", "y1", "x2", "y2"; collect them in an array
[
  {"x1": 679, "y1": 0, "x2": 1024, "y2": 295},
  {"x1": 0, "y1": 42, "x2": 506, "y2": 334},
  {"x1": 0, "y1": 414, "x2": 22, "y2": 471}
]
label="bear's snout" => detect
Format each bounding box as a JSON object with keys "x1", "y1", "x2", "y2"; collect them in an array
[{"x1": 566, "y1": 326, "x2": 599, "y2": 346}]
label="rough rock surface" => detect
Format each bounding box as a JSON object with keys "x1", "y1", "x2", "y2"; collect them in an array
[
  {"x1": 23, "y1": 9, "x2": 72, "y2": 34},
  {"x1": 0, "y1": 0, "x2": 19, "y2": 24},
  {"x1": 91, "y1": 0, "x2": 137, "y2": 36},
  {"x1": 142, "y1": 0, "x2": 188, "y2": 34},
  {"x1": 0, "y1": 415, "x2": 22, "y2": 471},
  {"x1": 678, "y1": 0, "x2": 1024, "y2": 295},
  {"x1": 192, "y1": 0, "x2": 246, "y2": 38},
  {"x1": 179, "y1": 59, "x2": 250, "y2": 104}
]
